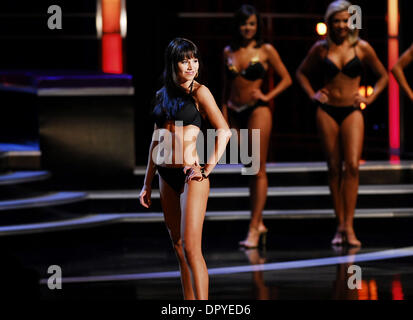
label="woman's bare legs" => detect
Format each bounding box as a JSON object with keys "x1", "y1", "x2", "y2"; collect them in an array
[
  {"x1": 159, "y1": 177, "x2": 195, "y2": 299},
  {"x1": 316, "y1": 107, "x2": 346, "y2": 244},
  {"x1": 340, "y1": 110, "x2": 364, "y2": 246},
  {"x1": 239, "y1": 106, "x2": 272, "y2": 247},
  {"x1": 180, "y1": 178, "x2": 210, "y2": 299},
  {"x1": 249, "y1": 107, "x2": 272, "y2": 229}
]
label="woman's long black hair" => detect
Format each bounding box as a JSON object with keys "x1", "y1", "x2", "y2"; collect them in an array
[
  {"x1": 153, "y1": 38, "x2": 201, "y2": 120},
  {"x1": 230, "y1": 5, "x2": 264, "y2": 51}
]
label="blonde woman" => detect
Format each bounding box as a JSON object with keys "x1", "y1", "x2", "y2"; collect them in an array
[{"x1": 296, "y1": 0, "x2": 388, "y2": 246}]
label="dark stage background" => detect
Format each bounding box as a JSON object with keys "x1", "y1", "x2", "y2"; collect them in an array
[{"x1": 0, "y1": 0, "x2": 412, "y2": 165}]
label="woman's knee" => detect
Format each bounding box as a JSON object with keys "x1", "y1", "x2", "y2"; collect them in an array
[
  {"x1": 327, "y1": 161, "x2": 342, "y2": 179},
  {"x1": 249, "y1": 160, "x2": 267, "y2": 178},
  {"x1": 171, "y1": 238, "x2": 185, "y2": 259},
  {"x1": 182, "y1": 241, "x2": 202, "y2": 264},
  {"x1": 344, "y1": 160, "x2": 359, "y2": 177}
]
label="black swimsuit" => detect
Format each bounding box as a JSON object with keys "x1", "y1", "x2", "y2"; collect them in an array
[
  {"x1": 318, "y1": 45, "x2": 364, "y2": 125},
  {"x1": 153, "y1": 87, "x2": 202, "y2": 193},
  {"x1": 226, "y1": 58, "x2": 266, "y2": 81},
  {"x1": 227, "y1": 100, "x2": 268, "y2": 128},
  {"x1": 226, "y1": 53, "x2": 268, "y2": 127}
]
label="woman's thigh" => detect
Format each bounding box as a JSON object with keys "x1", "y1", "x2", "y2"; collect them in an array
[
  {"x1": 340, "y1": 110, "x2": 364, "y2": 164},
  {"x1": 180, "y1": 179, "x2": 210, "y2": 246},
  {"x1": 316, "y1": 106, "x2": 342, "y2": 164},
  {"x1": 159, "y1": 176, "x2": 182, "y2": 242}
]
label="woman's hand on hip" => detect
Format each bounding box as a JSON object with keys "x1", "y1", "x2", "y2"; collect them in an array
[
  {"x1": 184, "y1": 163, "x2": 203, "y2": 183},
  {"x1": 251, "y1": 88, "x2": 269, "y2": 102},
  {"x1": 353, "y1": 92, "x2": 369, "y2": 107},
  {"x1": 312, "y1": 89, "x2": 329, "y2": 104}
]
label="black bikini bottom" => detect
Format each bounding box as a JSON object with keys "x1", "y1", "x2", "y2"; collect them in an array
[
  {"x1": 156, "y1": 166, "x2": 187, "y2": 193},
  {"x1": 227, "y1": 100, "x2": 269, "y2": 128},
  {"x1": 318, "y1": 103, "x2": 361, "y2": 125}
]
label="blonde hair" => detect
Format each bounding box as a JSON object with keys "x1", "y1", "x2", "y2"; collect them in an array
[{"x1": 325, "y1": 0, "x2": 359, "y2": 46}]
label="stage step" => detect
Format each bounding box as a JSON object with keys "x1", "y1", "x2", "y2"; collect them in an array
[
  {"x1": 0, "y1": 214, "x2": 117, "y2": 237},
  {"x1": 84, "y1": 184, "x2": 413, "y2": 213},
  {"x1": 134, "y1": 161, "x2": 413, "y2": 187},
  {"x1": 0, "y1": 150, "x2": 41, "y2": 171},
  {"x1": 0, "y1": 192, "x2": 87, "y2": 211},
  {"x1": 0, "y1": 171, "x2": 50, "y2": 185},
  {"x1": 1, "y1": 161, "x2": 412, "y2": 236},
  {"x1": 1, "y1": 207, "x2": 412, "y2": 237}
]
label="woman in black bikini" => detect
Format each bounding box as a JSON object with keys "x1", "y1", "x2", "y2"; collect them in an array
[
  {"x1": 392, "y1": 43, "x2": 413, "y2": 102},
  {"x1": 139, "y1": 38, "x2": 231, "y2": 300},
  {"x1": 222, "y1": 4, "x2": 292, "y2": 248},
  {"x1": 296, "y1": 0, "x2": 388, "y2": 246}
]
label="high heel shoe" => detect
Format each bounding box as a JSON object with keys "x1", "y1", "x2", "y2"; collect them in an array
[{"x1": 239, "y1": 226, "x2": 268, "y2": 249}]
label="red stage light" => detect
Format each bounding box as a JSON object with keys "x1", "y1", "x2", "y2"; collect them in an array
[
  {"x1": 102, "y1": 34, "x2": 123, "y2": 74},
  {"x1": 98, "y1": 0, "x2": 126, "y2": 74},
  {"x1": 388, "y1": 0, "x2": 400, "y2": 154}
]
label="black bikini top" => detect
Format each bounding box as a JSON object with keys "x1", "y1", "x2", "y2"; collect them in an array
[
  {"x1": 226, "y1": 54, "x2": 266, "y2": 81},
  {"x1": 323, "y1": 45, "x2": 363, "y2": 79},
  {"x1": 153, "y1": 85, "x2": 202, "y2": 129}
]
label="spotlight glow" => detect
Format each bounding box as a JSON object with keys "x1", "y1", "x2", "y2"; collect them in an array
[{"x1": 316, "y1": 22, "x2": 327, "y2": 36}]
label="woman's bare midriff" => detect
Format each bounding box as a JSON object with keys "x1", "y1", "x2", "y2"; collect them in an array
[
  {"x1": 323, "y1": 74, "x2": 361, "y2": 106},
  {"x1": 155, "y1": 122, "x2": 201, "y2": 168},
  {"x1": 228, "y1": 78, "x2": 264, "y2": 106}
]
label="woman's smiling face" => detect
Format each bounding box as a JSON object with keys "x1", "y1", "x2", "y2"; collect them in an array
[
  {"x1": 331, "y1": 10, "x2": 351, "y2": 40},
  {"x1": 177, "y1": 56, "x2": 199, "y2": 83},
  {"x1": 239, "y1": 14, "x2": 258, "y2": 40}
]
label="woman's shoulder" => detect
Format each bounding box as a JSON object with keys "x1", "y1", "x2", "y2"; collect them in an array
[
  {"x1": 356, "y1": 38, "x2": 370, "y2": 50},
  {"x1": 261, "y1": 43, "x2": 276, "y2": 53},
  {"x1": 192, "y1": 82, "x2": 210, "y2": 97},
  {"x1": 312, "y1": 39, "x2": 328, "y2": 51},
  {"x1": 356, "y1": 38, "x2": 375, "y2": 56}
]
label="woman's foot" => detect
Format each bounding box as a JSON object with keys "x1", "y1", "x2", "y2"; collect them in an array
[
  {"x1": 343, "y1": 229, "x2": 362, "y2": 247},
  {"x1": 258, "y1": 224, "x2": 268, "y2": 234},
  {"x1": 331, "y1": 228, "x2": 345, "y2": 246},
  {"x1": 239, "y1": 226, "x2": 268, "y2": 248}
]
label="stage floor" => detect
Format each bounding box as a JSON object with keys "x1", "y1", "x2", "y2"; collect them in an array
[{"x1": 4, "y1": 217, "x2": 413, "y2": 300}]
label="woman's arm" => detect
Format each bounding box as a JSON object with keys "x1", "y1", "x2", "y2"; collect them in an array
[
  {"x1": 391, "y1": 43, "x2": 413, "y2": 102},
  {"x1": 221, "y1": 47, "x2": 231, "y2": 123},
  {"x1": 261, "y1": 44, "x2": 292, "y2": 101},
  {"x1": 139, "y1": 124, "x2": 159, "y2": 208},
  {"x1": 296, "y1": 41, "x2": 323, "y2": 100},
  {"x1": 196, "y1": 85, "x2": 232, "y2": 176},
  {"x1": 360, "y1": 40, "x2": 389, "y2": 105}
]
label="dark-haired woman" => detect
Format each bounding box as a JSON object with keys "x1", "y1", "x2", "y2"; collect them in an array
[
  {"x1": 296, "y1": 0, "x2": 388, "y2": 247},
  {"x1": 139, "y1": 38, "x2": 231, "y2": 300},
  {"x1": 222, "y1": 4, "x2": 292, "y2": 249},
  {"x1": 392, "y1": 43, "x2": 413, "y2": 102}
]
